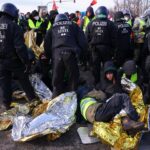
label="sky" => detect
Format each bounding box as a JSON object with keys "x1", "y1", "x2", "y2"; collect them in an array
[{"x1": 0, "y1": 0, "x2": 115, "y2": 14}]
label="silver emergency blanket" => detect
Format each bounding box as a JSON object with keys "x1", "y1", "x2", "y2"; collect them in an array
[
  {"x1": 12, "y1": 92, "x2": 77, "y2": 142},
  {"x1": 30, "y1": 74, "x2": 52, "y2": 102},
  {"x1": 121, "y1": 77, "x2": 137, "y2": 92}
]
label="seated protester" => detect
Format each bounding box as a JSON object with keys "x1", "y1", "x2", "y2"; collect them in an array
[
  {"x1": 96, "y1": 61, "x2": 123, "y2": 98},
  {"x1": 119, "y1": 60, "x2": 145, "y2": 92},
  {"x1": 80, "y1": 93, "x2": 145, "y2": 134}
]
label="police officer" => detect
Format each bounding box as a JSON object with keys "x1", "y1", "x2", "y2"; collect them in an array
[
  {"x1": 44, "y1": 14, "x2": 87, "y2": 98},
  {"x1": 0, "y1": 3, "x2": 37, "y2": 110},
  {"x1": 123, "y1": 9, "x2": 133, "y2": 27},
  {"x1": 85, "y1": 6, "x2": 117, "y2": 84},
  {"x1": 114, "y1": 11, "x2": 133, "y2": 67}
]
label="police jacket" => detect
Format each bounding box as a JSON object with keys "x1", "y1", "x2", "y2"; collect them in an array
[
  {"x1": 0, "y1": 15, "x2": 29, "y2": 66},
  {"x1": 85, "y1": 18, "x2": 117, "y2": 48},
  {"x1": 44, "y1": 20, "x2": 87, "y2": 59},
  {"x1": 114, "y1": 20, "x2": 132, "y2": 52}
]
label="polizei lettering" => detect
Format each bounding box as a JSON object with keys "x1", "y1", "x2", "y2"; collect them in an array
[
  {"x1": 54, "y1": 21, "x2": 72, "y2": 27},
  {"x1": 92, "y1": 21, "x2": 107, "y2": 26}
]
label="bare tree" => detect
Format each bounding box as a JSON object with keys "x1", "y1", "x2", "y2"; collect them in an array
[{"x1": 113, "y1": 0, "x2": 150, "y2": 16}]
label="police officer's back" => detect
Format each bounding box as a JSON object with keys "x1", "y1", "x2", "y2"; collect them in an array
[
  {"x1": 85, "y1": 6, "x2": 117, "y2": 84},
  {"x1": 114, "y1": 11, "x2": 133, "y2": 67},
  {"x1": 44, "y1": 14, "x2": 87, "y2": 98},
  {"x1": 0, "y1": 3, "x2": 36, "y2": 110}
]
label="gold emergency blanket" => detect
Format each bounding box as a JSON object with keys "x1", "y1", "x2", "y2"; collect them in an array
[
  {"x1": 0, "y1": 100, "x2": 41, "y2": 131},
  {"x1": 91, "y1": 78, "x2": 148, "y2": 150},
  {"x1": 24, "y1": 30, "x2": 44, "y2": 58},
  {"x1": 0, "y1": 74, "x2": 52, "y2": 131},
  {"x1": 11, "y1": 92, "x2": 77, "y2": 142}
]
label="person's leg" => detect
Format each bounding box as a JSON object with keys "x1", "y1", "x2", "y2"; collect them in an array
[
  {"x1": 95, "y1": 93, "x2": 139, "y2": 122},
  {"x1": 91, "y1": 49, "x2": 101, "y2": 84},
  {"x1": 52, "y1": 53, "x2": 65, "y2": 98},
  {"x1": 63, "y1": 52, "x2": 79, "y2": 92},
  {"x1": 0, "y1": 65, "x2": 12, "y2": 108},
  {"x1": 14, "y1": 68, "x2": 36, "y2": 101}
]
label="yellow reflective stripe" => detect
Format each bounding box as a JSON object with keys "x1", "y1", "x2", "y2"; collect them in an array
[
  {"x1": 80, "y1": 97, "x2": 95, "y2": 107},
  {"x1": 80, "y1": 97, "x2": 97, "y2": 120},
  {"x1": 47, "y1": 21, "x2": 52, "y2": 30}
]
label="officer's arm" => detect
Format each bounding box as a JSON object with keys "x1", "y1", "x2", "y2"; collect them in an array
[
  {"x1": 110, "y1": 22, "x2": 117, "y2": 49},
  {"x1": 44, "y1": 29, "x2": 52, "y2": 60},
  {"x1": 85, "y1": 23, "x2": 92, "y2": 43},
  {"x1": 75, "y1": 25, "x2": 88, "y2": 65},
  {"x1": 13, "y1": 24, "x2": 29, "y2": 65},
  {"x1": 76, "y1": 25, "x2": 88, "y2": 53}
]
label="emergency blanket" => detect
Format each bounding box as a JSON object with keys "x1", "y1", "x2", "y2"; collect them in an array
[
  {"x1": 12, "y1": 74, "x2": 52, "y2": 102},
  {"x1": 29, "y1": 74, "x2": 52, "y2": 102},
  {"x1": 0, "y1": 101, "x2": 40, "y2": 131},
  {"x1": 24, "y1": 30, "x2": 44, "y2": 58},
  {"x1": 91, "y1": 78, "x2": 149, "y2": 150},
  {"x1": 0, "y1": 74, "x2": 52, "y2": 131},
  {"x1": 11, "y1": 92, "x2": 77, "y2": 142}
]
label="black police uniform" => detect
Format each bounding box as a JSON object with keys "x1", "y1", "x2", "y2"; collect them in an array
[
  {"x1": 0, "y1": 15, "x2": 36, "y2": 108},
  {"x1": 85, "y1": 18, "x2": 117, "y2": 83},
  {"x1": 114, "y1": 21, "x2": 133, "y2": 67},
  {"x1": 44, "y1": 20, "x2": 87, "y2": 98}
]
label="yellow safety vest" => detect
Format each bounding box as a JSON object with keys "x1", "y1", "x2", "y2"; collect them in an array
[
  {"x1": 134, "y1": 18, "x2": 145, "y2": 43},
  {"x1": 127, "y1": 19, "x2": 132, "y2": 26},
  {"x1": 83, "y1": 16, "x2": 95, "y2": 32},
  {"x1": 28, "y1": 19, "x2": 43, "y2": 29},
  {"x1": 139, "y1": 19, "x2": 145, "y2": 34},
  {"x1": 123, "y1": 73, "x2": 138, "y2": 83}
]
